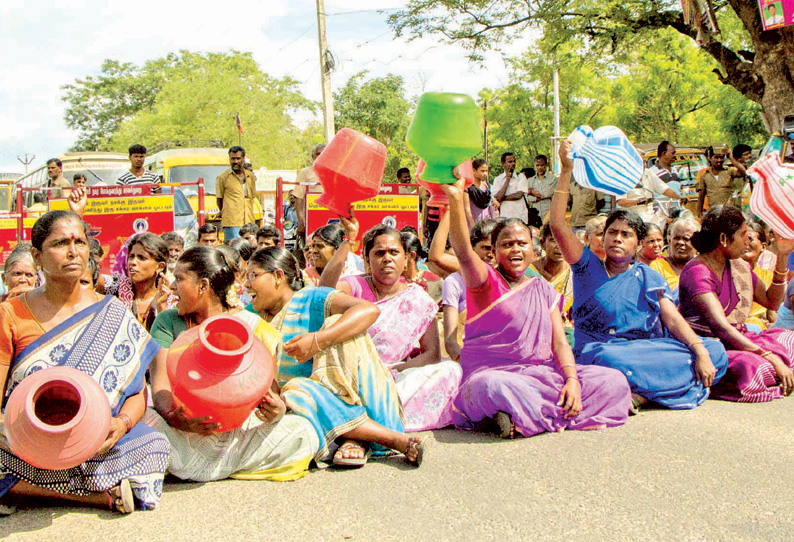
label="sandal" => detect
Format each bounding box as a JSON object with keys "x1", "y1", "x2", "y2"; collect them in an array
[
  {"x1": 629, "y1": 393, "x2": 648, "y2": 416},
  {"x1": 333, "y1": 440, "x2": 370, "y2": 468},
  {"x1": 494, "y1": 411, "x2": 515, "y2": 439},
  {"x1": 107, "y1": 479, "x2": 134, "y2": 514},
  {"x1": 404, "y1": 437, "x2": 426, "y2": 467}
]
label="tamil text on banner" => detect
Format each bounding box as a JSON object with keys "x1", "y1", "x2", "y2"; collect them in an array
[
  {"x1": 50, "y1": 185, "x2": 175, "y2": 273},
  {"x1": 758, "y1": 0, "x2": 793, "y2": 30},
  {"x1": 0, "y1": 216, "x2": 38, "y2": 268},
  {"x1": 306, "y1": 187, "x2": 420, "y2": 254}
]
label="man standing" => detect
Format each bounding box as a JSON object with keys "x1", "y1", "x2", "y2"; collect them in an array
[
  {"x1": 696, "y1": 147, "x2": 746, "y2": 216},
  {"x1": 569, "y1": 182, "x2": 605, "y2": 233},
  {"x1": 526, "y1": 154, "x2": 558, "y2": 221},
  {"x1": 46, "y1": 158, "x2": 71, "y2": 199},
  {"x1": 293, "y1": 143, "x2": 326, "y2": 240},
  {"x1": 282, "y1": 190, "x2": 300, "y2": 251},
  {"x1": 117, "y1": 144, "x2": 160, "y2": 187},
  {"x1": 216, "y1": 146, "x2": 257, "y2": 241},
  {"x1": 651, "y1": 141, "x2": 678, "y2": 183},
  {"x1": 492, "y1": 152, "x2": 528, "y2": 223},
  {"x1": 616, "y1": 169, "x2": 681, "y2": 215}
]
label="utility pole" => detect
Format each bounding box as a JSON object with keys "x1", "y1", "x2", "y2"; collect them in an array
[
  {"x1": 17, "y1": 154, "x2": 35, "y2": 175},
  {"x1": 552, "y1": 61, "x2": 561, "y2": 175},
  {"x1": 316, "y1": 0, "x2": 335, "y2": 143},
  {"x1": 483, "y1": 99, "x2": 488, "y2": 164}
]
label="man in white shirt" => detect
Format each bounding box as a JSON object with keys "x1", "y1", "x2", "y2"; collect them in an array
[
  {"x1": 293, "y1": 143, "x2": 325, "y2": 239},
  {"x1": 615, "y1": 169, "x2": 681, "y2": 215},
  {"x1": 117, "y1": 144, "x2": 160, "y2": 189},
  {"x1": 650, "y1": 141, "x2": 679, "y2": 184},
  {"x1": 525, "y1": 154, "x2": 558, "y2": 221},
  {"x1": 492, "y1": 152, "x2": 528, "y2": 223},
  {"x1": 766, "y1": 4, "x2": 785, "y2": 26}
]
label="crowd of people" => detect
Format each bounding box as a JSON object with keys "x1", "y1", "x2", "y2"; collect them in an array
[{"x1": 1, "y1": 137, "x2": 793, "y2": 517}]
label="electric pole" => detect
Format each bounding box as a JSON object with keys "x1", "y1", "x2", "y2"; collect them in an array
[
  {"x1": 17, "y1": 154, "x2": 35, "y2": 175},
  {"x1": 316, "y1": 0, "x2": 335, "y2": 143}
]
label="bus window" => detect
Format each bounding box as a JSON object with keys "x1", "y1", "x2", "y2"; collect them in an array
[{"x1": 169, "y1": 165, "x2": 227, "y2": 195}]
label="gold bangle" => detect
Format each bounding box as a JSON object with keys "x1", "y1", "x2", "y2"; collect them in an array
[
  {"x1": 771, "y1": 279, "x2": 785, "y2": 286},
  {"x1": 565, "y1": 376, "x2": 579, "y2": 382},
  {"x1": 559, "y1": 363, "x2": 576, "y2": 368},
  {"x1": 554, "y1": 190, "x2": 570, "y2": 195},
  {"x1": 313, "y1": 332, "x2": 321, "y2": 352}
]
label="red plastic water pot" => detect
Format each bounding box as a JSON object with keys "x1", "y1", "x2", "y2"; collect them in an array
[
  {"x1": 166, "y1": 315, "x2": 274, "y2": 432},
  {"x1": 4, "y1": 367, "x2": 111, "y2": 470},
  {"x1": 416, "y1": 159, "x2": 474, "y2": 208},
  {"x1": 313, "y1": 128, "x2": 388, "y2": 218}
]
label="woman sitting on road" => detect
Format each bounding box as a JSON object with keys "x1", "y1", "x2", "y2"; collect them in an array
[
  {"x1": 245, "y1": 246, "x2": 425, "y2": 468},
  {"x1": 400, "y1": 229, "x2": 441, "y2": 300},
  {"x1": 320, "y1": 215, "x2": 461, "y2": 433},
  {"x1": 649, "y1": 217, "x2": 700, "y2": 301},
  {"x1": 441, "y1": 173, "x2": 631, "y2": 438},
  {"x1": 145, "y1": 246, "x2": 319, "y2": 482},
  {"x1": 2, "y1": 243, "x2": 38, "y2": 302},
  {"x1": 636, "y1": 223, "x2": 665, "y2": 266},
  {"x1": 303, "y1": 222, "x2": 364, "y2": 286},
  {"x1": 678, "y1": 205, "x2": 794, "y2": 402},
  {"x1": 550, "y1": 141, "x2": 728, "y2": 412},
  {"x1": 103, "y1": 233, "x2": 174, "y2": 331},
  {"x1": 0, "y1": 211, "x2": 169, "y2": 514}
]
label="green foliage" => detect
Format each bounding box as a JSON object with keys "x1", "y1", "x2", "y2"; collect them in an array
[
  {"x1": 480, "y1": 30, "x2": 768, "y2": 173},
  {"x1": 63, "y1": 51, "x2": 321, "y2": 169},
  {"x1": 333, "y1": 72, "x2": 416, "y2": 181}
]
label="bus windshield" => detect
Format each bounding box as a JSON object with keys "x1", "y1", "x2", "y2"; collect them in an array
[
  {"x1": 168, "y1": 165, "x2": 227, "y2": 195},
  {"x1": 66, "y1": 168, "x2": 130, "y2": 186}
]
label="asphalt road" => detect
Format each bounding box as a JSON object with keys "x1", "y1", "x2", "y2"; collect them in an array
[{"x1": 2, "y1": 398, "x2": 794, "y2": 541}]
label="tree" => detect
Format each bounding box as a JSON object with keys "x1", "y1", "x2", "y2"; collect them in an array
[
  {"x1": 64, "y1": 51, "x2": 320, "y2": 169},
  {"x1": 389, "y1": 0, "x2": 794, "y2": 132},
  {"x1": 62, "y1": 58, "x2": 172, "y2": 151},
  {"x1": 333, "y1": 72, "x2": 415, "y2": 181}
]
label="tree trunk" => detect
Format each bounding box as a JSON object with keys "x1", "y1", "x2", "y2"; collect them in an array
[{"x1": 732, "y1": 0, "x2": 794, "y2": 132}]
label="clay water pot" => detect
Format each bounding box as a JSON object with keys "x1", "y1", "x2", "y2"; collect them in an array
[
  {"x1": 166, "y1": 315, "x2": 273, "y2": 432},
  {"x1": 405, "y1": 92, "x2": 482, "y2": 184},
  {"x1": 416, "y1": 159, "x2": 474, "y2": 208},
  {"x1": 313, "y1": 128, "x2": 387, "y2": 218},
  {"x1": 4, "y1": 366, "x2": 111, "y2": 470}
]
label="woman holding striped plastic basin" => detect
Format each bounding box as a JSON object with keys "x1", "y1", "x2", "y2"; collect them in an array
[{"x1": 551, "y1": 139, "x2": 729, "y2": 412}]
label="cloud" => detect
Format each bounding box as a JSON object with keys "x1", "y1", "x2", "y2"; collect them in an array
[{"x1": 0, "y1": 0, "x2": 535, "y2": 172}]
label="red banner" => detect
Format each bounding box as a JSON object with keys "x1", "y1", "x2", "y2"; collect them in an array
[
  {"x1": 305, "y1": 186, "x2": 420, "y2": 254},
  {"x1": 49, "y1": 186, "x2": 175, "y2": 273}
]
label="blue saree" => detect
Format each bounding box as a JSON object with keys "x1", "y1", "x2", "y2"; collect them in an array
[
  {"x1": 0, "y1": 295, "x2": 170, "y2": 510},
  {"x1": 572, "y1": 248, "x2": 728, "y2": 409},
  {"x1": 271, "y1": 287, "x2": 405, "y2": 466}
]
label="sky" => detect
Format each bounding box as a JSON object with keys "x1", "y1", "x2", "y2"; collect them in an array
[{"x1": 0, "y1": 0, "x2": 533, "y2": 174}]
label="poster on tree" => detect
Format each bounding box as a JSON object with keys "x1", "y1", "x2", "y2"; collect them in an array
[{"x1": 758, "y1": 0, "x2": 794, "y2": 30}]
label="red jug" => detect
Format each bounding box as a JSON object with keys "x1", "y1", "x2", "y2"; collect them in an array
[
  {"x1": 416, "y1": 159, "x2": 474, "y2": 208},
  {"x1": 4, "y1": 367, "x2": 111, "y2": 470},
  {"x1": 166, "y1": 315, "x2": 273, "y2": 432},
  {"x1": 313, "y1": 128, "x2": 387, "y2": 218}
]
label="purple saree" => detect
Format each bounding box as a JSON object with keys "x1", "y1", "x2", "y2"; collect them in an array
[
  {"x1": 453, "y1": 266, "x2": 630, "y2": 436},
  {"x1": 679, "y1": 259, "x2": 794, "y2": 402}
]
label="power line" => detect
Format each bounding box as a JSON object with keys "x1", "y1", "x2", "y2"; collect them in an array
[{"x1": 326, "y1": 8, "x2": 401, "y2": 16}]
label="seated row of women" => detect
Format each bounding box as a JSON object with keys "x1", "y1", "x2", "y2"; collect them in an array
[{"x1": 2, "y1": 141, "x2": 793, "y2": 514}]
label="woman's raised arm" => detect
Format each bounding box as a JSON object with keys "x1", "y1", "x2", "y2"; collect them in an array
[
  {"x1": 440, "y1": 177, "x2": 488, "y2": 289},
  {"x1": 428, "y1": 206, "x2": 460, "y2": 276},
  {"x1": 549, "y1": 141, "x2": 585, "y2": 266}
]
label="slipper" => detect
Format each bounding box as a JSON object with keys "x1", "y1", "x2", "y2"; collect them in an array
[
  {"x1": 629, "y1": 393, "x2": 647, "y2": 416},
  {"x1": 108, "y1": 479, "x2": 134, "y2": 514},
  {"x1": 405, "y1": 436, "x2": 426, "y2": 468},
  {"x1": 333, "y1": 440, "x2": 370, "y2": 468}
]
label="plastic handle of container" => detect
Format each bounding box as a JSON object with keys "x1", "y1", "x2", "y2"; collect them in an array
[{"x1": 567, "y1": 127, "x2": 589, "y2": 154}]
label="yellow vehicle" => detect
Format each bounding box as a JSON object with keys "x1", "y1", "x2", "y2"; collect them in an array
[
  {"x1": 145, "y1": 144, "x2": 263, "y2": 222},
  {"x1": 0, "y1": 173, "x2": 22, "y2": 211},
  {"x1": 637, "y1": 144, "x2": 711, "y2": 215},
  {"x1": 15, "y1": 152, "x2": 130, "y2": 208}
]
